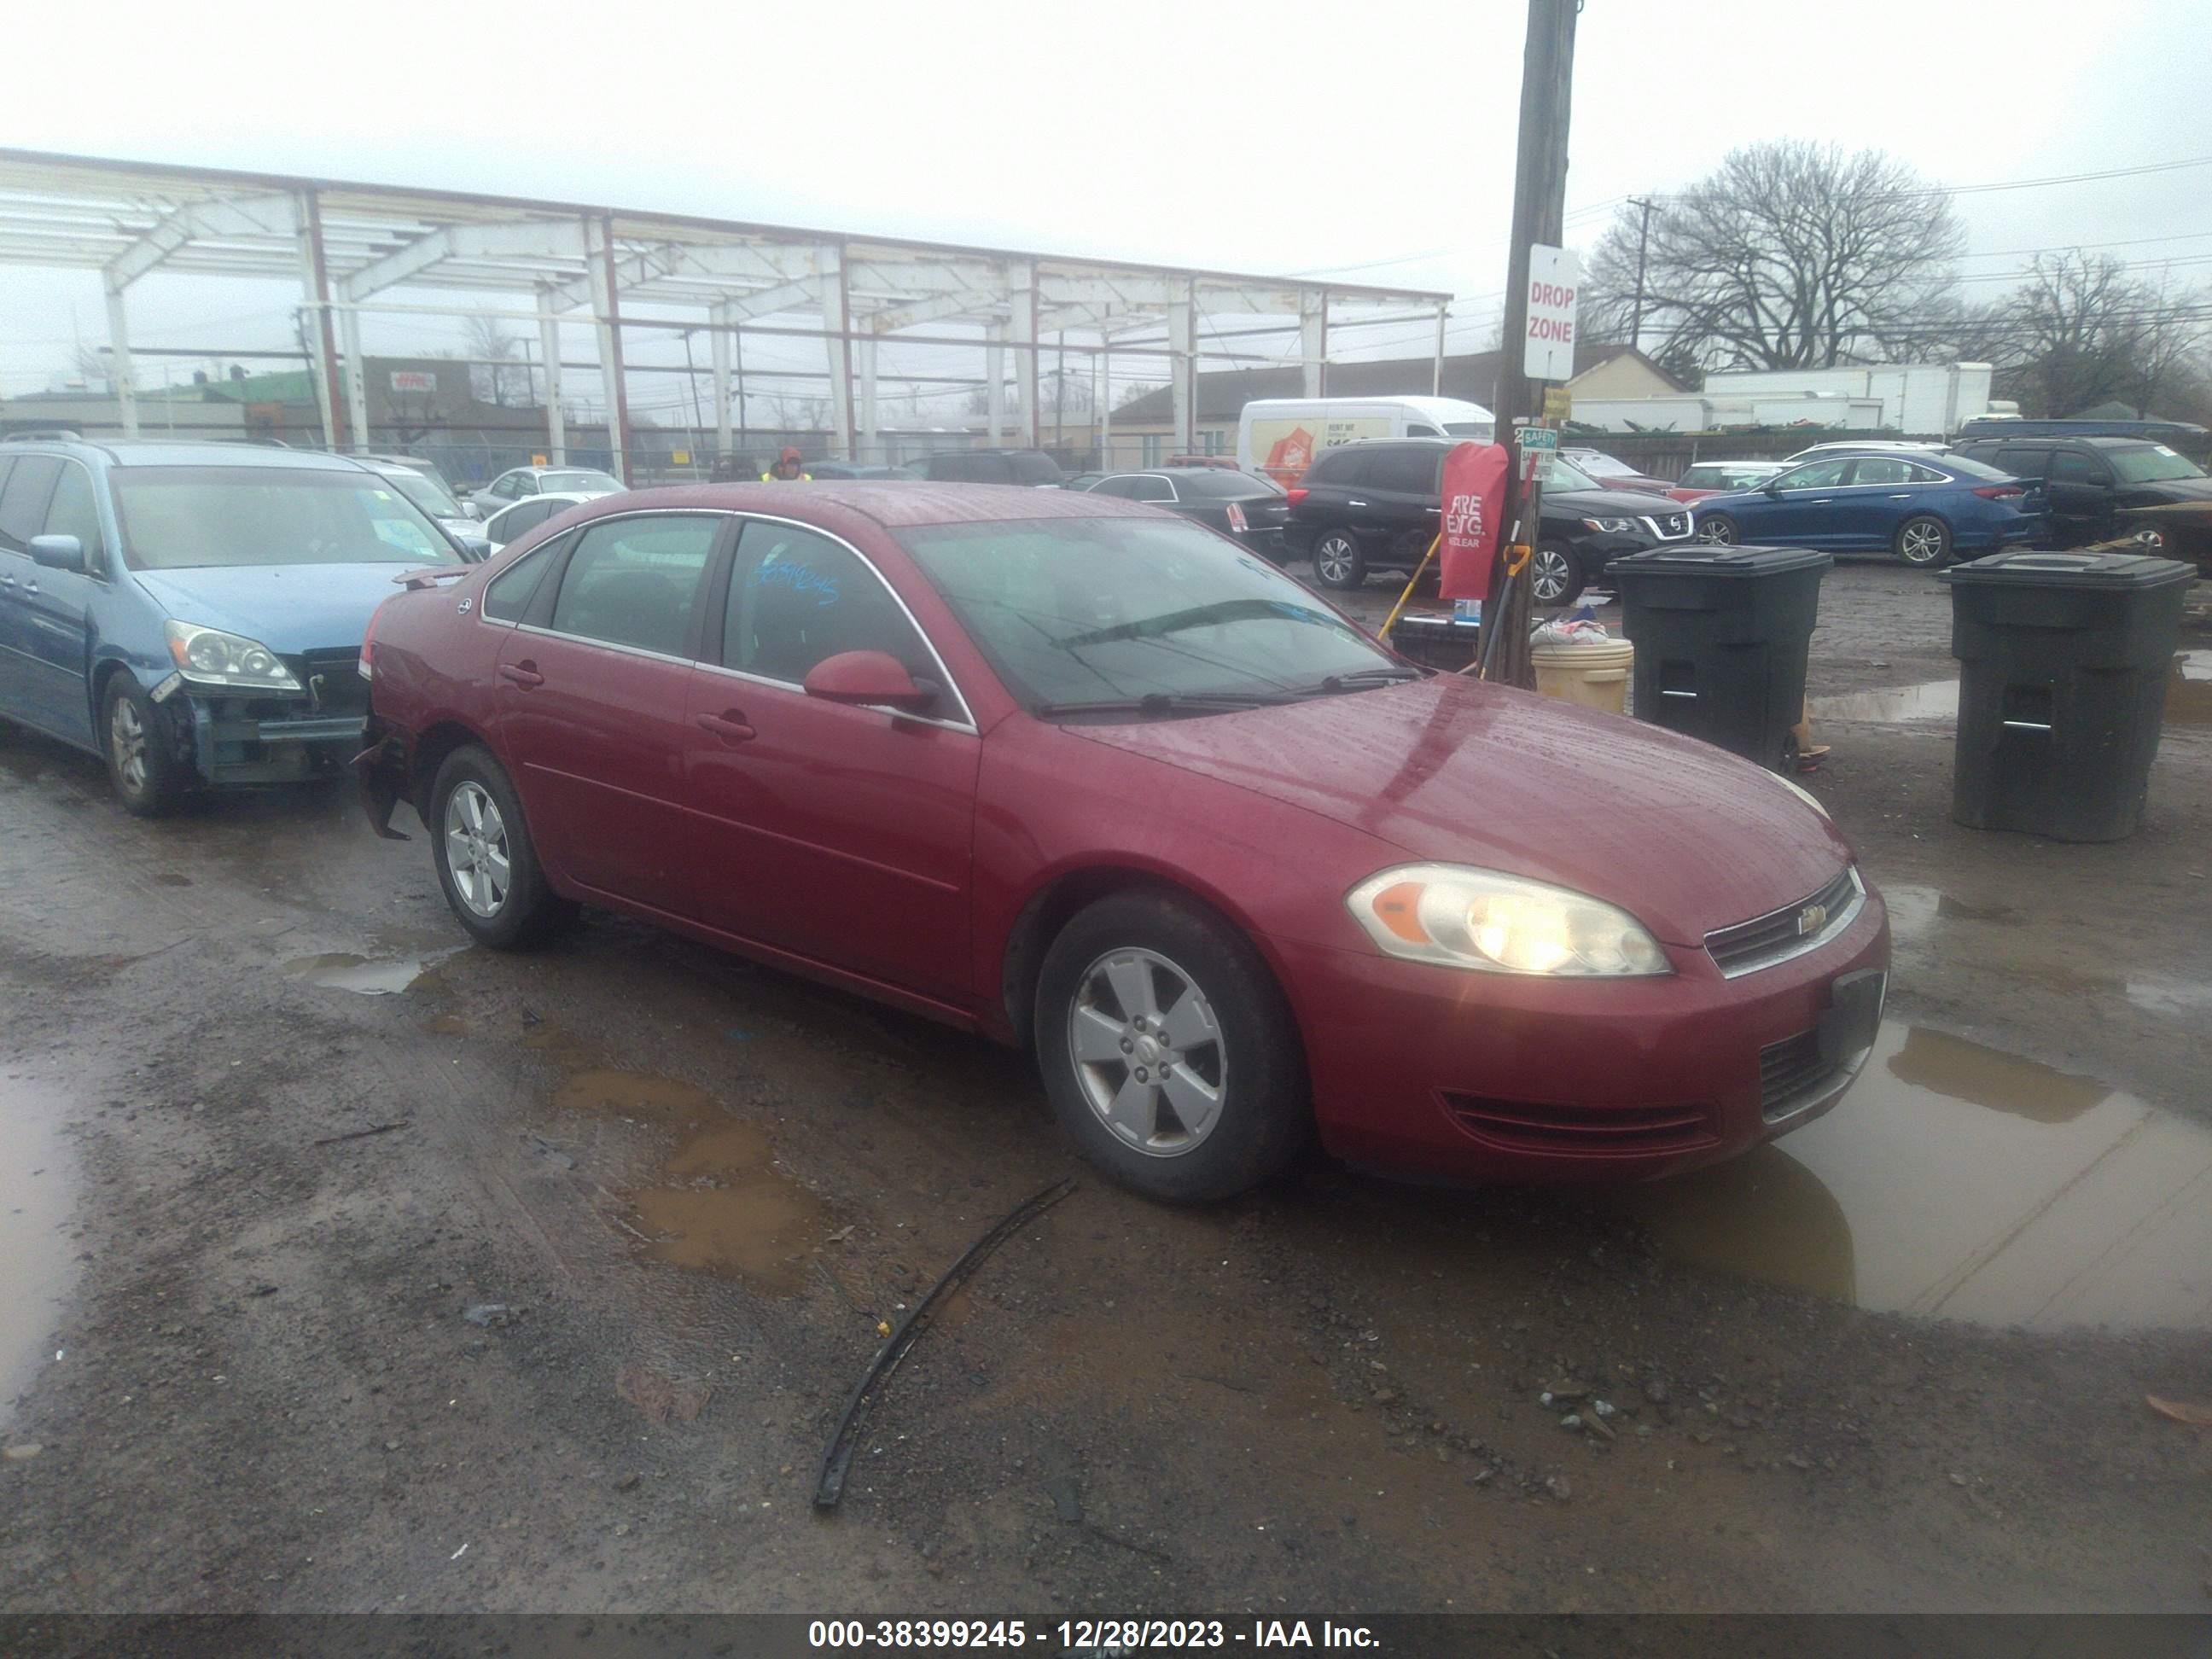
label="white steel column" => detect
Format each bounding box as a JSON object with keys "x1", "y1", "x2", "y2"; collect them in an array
[
  {"x1": 292, "y1": 192, "x2": 340, "y2": 449},
  {"x1": 859, "y1": 336, "x2": 878, "y2": 462},
  {"x1": 537, "y1": 287, "x2": 566, "y2": 464},
  {"x1": 338, "y1": 307, "x2": 370, "y2": 451},
  {"x1": 1432, "y1": 304, "x2": 1449, "y2": 396},
  {"x1": 1168, "y1": 280, "x2": 1196, "y2": 458},
  {"x1": 1301, "y1": 288, "x2": 1326, "y2": 398},
  {"x1": 102, "y1": 275, "x2": 138, "y2": 438},
  {"x1": 824, "y1": 246, "x2": 854, "y2": 460},
  {"x1": 1097, "y1": 344, "x2": 1109, "y2": 469},
  {"x1": 986, "y1": 324, "x2": 1005, "y2": 445},
  {"x1": 709, "y1": 303, "x2": 732, "y2": 463},
  {"x1": 585, "y1": 216, "x2": 629, "y2": 481},
  {"x1": 1013, "y1": 259, "x2": 1039, "y2": 449}
]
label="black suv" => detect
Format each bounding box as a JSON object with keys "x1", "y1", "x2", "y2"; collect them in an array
[
  {"x1": 916, "y1": 448, "x2": 1065, "y2": 486},
  {"x1": 1286, "y1": 439, "x2": 1697, "y2": 604},
  {"x1": 1949, "y1": 434, "x2": 2212, "y2": 547}
]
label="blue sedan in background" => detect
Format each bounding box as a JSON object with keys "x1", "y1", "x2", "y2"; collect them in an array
[
  {"x1": 0, "y1": 437, "x2": 466, "y2": 814},
  {"x1": 1694, "y1": 451, "x2": 2046, "y2": 568}
]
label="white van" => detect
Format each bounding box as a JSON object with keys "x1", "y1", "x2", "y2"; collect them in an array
[{"x1": 1238, "y1": 396, "x2": 1494, "y2": 486}]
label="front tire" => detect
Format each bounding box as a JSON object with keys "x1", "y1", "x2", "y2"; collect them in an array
[
  {"x1": 428, "y1": 745, "x2": 575, "y2": 949},
  {"x1": 1894, "y1": 514, "x2": 1952, "y2": 568},
  {"x1": 102, "y1": 676, "x2": 186, "y2": 817},
  {"x1": 1034, "y1": 890, "x2": 1309, "y2": 1203},
  {"x1": 1529, "y1": 540, "x2": 1586, "y2": 607},
  {"x1": 1697, "y1": 513, "x2": 1738, "y2": 545},
  {"x1": 1311, "y1": 532, "x2": 1366, "y2": 590}
]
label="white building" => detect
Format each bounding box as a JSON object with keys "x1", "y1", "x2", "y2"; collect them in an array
[{"x1": 1571, "y1": 363, "x2": 1994, "y2": 438}]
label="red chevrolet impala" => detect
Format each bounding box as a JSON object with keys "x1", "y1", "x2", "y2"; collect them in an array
[{"x1": 357, "y1": 483, "x2": 1889, "y2": 1202}]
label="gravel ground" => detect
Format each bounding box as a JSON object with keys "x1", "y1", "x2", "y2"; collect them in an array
[{"x1": 2, "y1": 558, "x2": 2209, "y2": 1620}]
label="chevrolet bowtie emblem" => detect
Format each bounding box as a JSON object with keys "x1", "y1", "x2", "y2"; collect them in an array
[{"x1": 1796, "y1": 902, "x2": 1829, "y2": 937}]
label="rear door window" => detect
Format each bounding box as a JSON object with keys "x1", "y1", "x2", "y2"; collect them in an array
[
  {"x1": 1306, "y1": 448, "x2": 1371, "y2": 486},
  {"x1": 1367, "y1": 446, "x2": 1441, "y2": 494},
  {"x1": 1848, "y1": 457, "x2": 1918, "y2": 486},
  {"x1": 547, "y1": 515, "x2": 720, "y2": 656},
  {"x1": 1991, "y1": 445, "x2": 2052, "y2": 480},
  {"x1": 1127, "y1": 476, "x2": 1177, "y2": 504},
  {"x1": 0, "y1": 456, "x2": 63, "y2": 550}
]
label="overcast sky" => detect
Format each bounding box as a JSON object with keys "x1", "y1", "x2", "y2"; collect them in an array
[{"x1": 3, "y1": 0, "x2": 2209, "y2": 408}]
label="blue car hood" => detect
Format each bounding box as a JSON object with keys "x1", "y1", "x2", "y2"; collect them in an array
[{"x1": 132, "y1": 562, "x2": 432, "y2": 654}]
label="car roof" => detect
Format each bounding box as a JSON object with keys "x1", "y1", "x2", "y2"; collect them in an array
[
  {"x1": 555, "y1": 480, "x2": 1157, "y2": 531},
  {"x1": 4, "y1": 437, "x2": 378, "y2": 473},
  {"x1": 1962, "y1": 434, "x2": 2161, "y2": 451}
]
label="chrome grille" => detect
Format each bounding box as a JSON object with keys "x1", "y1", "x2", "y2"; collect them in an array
[
  {"x1": 1641, "y1": 511, "x2": 1694, "y2": 540},
  {"x1": 1706, "y1": 867, "x2": 1863, "y2": 978}
]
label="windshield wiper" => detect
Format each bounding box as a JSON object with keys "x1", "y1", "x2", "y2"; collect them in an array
[
  {"x1": 1301, "y1": 667, "x2": 1424, "y2": 696},
  {"x1": 1035, "y1": 690, "x2": 1299, "y2": 718}
]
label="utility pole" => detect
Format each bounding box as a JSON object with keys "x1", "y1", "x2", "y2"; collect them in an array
[
  {"x1": 1627, "y1": 195, "x2": 1656, "y2": 351},
  {"x1": 1481, "y1": 0, "x2": 1578, "y2": 690}
]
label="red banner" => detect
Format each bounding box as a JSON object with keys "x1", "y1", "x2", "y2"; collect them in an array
[{"x1": 1437, "y1": 440, "x2": 1510, "y2": 602}]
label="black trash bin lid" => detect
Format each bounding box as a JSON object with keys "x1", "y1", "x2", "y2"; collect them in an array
[
  {"x1": 1610, "y1": 544, "x2": 1833, "y2": 578},
  {"x1": 1939, "y1": 550, "x2": 2197, "y2": 589}
]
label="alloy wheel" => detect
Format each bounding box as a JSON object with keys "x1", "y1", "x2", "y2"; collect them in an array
[
  {"x1": 1898, "y1": 520, "x2": 1947, "y2": 565},
  {"x1": 1698, "y1": 517, "x2": 1737, "y2": 544},
  {"x1": 1530, "y1": 546, "x2": 1574, "y2": 603},
  {"x1": 444, "y1": 782, "x2": 512, "y2": 918},
  {"x1": 1068, "y1": 946, "x2": 1227, "y2": 1157},
  {"x1": 108, "y1": 698, "x2": 147, "y2": 795},
  {"x1": 1315, "y1": 537, "x2": 1356, "y2": 584}
]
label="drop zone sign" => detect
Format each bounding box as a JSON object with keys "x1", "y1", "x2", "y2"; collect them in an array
[{"x1": 1523, "y1": 245, "x2": 1581, "y2": 381}]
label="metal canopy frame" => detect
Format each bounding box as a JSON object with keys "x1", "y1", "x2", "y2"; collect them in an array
[{"x1": 0, "y1": 149, "x2": 1452, "y2": 476}]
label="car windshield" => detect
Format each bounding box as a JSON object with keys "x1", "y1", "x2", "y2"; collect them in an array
[
  {"x1": 2110, "y1": 445, "x2": 2205, "y2": 483},
  {"x1": 1575, "y1": 453, "x2": 1635, "y2": 476},
  {"x1": 378, "y1": 466, "x2": 464, "y2": 517},
  {"x1": 897, "y1": 515, "x2": 1399, "y2": 710},
  {"x1": 540, "y1": 469, "x2": 621, "y2": 492},
  {"x1": 110, "y1": 467, "x2": 464, "y2": 570},
  {"x1": 1547, "y1": 457, "x2": 1604, "y2": 492},
  {"x1": 1441, "y1": 422, "x2": 1490, "y2": 437}
]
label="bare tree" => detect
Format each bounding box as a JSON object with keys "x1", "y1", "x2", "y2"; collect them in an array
[
  {"x1": 463, "y1": 312, "x2": 530, "y2": 407},
  {"x1": 1583, "y1": 141, "x2": 1964, "y2": 373}
]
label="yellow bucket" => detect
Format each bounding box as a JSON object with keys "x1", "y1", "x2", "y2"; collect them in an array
[{"x1": 1531, "y1": 638, "x2": 1634, "y2": 714}]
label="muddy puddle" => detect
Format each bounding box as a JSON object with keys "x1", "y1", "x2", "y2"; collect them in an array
[
  {"x1": 1813, "y1": 652, "x2": 2209, "y2": 730},
  {"x1": 0, "y1": 1075, "x2": 78, "y2": 1430},
  {"x1": 1878, "y1": 883, "x2": 2023, "y2": 942},
  {"x1": 556, "y1": 1068, "x2": 831, "y2": 1295},
  {"x1": 283, "y1": 951, "x2": 451, "y2": 996},
  {"x1": 1612, "y1": 1022, "x2": 2212, "y2": 1330}
]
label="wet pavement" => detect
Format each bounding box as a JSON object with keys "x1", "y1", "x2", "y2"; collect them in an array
[
  {"x1": 1615, "y1": 1022, "x2": 2212, "y2": 1330},
  {"x1": 0, "y1": 1074, "x2": 75, "y2": 1435}
]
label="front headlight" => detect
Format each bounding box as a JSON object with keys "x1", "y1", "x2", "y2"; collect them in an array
[
  {"x1": 165, "y1": 620, "x2": 302, "y2": 691},
  {"x1": 1346, "y1": 863, "x2": 1672, "y2": 976},
  {"x1": 1581, "y1": 516, "x2": 1633, "y2": 534}
]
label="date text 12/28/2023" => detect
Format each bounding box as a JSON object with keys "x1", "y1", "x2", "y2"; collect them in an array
[{"x1": 806, "y1": 1619, "x2": 1381, "y2": 1650}]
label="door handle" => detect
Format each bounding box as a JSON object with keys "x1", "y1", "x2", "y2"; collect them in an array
[
  {"x1": 695, "y1": 710, "x2": 757, "y2": 744},
  {"x1": 0, "y1": 574, "x2": 14, "y2": 588},
  {"x1": 1889, "y1": 493, "x2": 1912, "y2": 499},
  {"x1": 498, "y1": 661, "x2": 544, "y2": 688},
  {"x1": 20, "y1": 581, "x2": 36, "y2": 596},
  {"x1": 1423, "y1": 504, "x2": 1441, "y2": 514},
  {"x1": 1347, "y1": 499, "x2": 1368, "y2": 508}
]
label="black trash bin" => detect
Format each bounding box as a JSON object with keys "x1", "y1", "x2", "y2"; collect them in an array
[
  {"x1": 1937, "y1": 550, "x2": 2195, "y2": 841},
  {"x1": 1610, "y1": 544, "x2": 1831, "y2": 771},
  {"x1": 1386, "y1": 610, "x2": 1481, "y2": 672}
]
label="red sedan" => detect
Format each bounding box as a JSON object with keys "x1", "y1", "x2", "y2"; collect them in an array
[{"x1": 357, "y1": 484, "x2": 1889, "y2": 1202}]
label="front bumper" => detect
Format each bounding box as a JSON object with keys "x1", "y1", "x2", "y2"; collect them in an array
[{"x1": 1269, "y1": 887, "x2": 1891, "y2": 1185}]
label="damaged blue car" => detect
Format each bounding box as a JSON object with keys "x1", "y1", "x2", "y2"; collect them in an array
[{"x1": 0, "y1": 435, "x2": 466, "y2": 814}]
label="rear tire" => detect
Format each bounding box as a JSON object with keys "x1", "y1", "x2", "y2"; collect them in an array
[
  {"x1": 102, "y1": 676, "x2": 187, "y2": 818},
  {"x1": 1529, "y1": 540, "x2": 1586, "y2": 608},
  {"x1": 1034, "y1": 890, "x2": 1309, "y2": 1203},
  {"x1": 428, "y1": 745, "x2": 576, "y2": 949},
  {"x1": 1697, "y1": 513, "x2": 1738, "y2": 545},
  {"x1": 1311, "y1": 533, "x2": 1366, "y2": 590},
  {"x1": 1894, "y1": 515, "x2": 1952, "y2": 568}
]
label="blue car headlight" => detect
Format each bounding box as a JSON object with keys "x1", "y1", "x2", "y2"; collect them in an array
[{"x1": 165, "y1": 620, "x2": 303, "y2": 692}]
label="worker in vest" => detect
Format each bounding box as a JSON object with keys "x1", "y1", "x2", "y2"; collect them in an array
[{"x1": 761, "y1": 447, "x2": 811, "y2": 481}]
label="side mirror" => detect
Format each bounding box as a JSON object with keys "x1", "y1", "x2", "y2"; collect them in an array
[
  {"x1": 1761, "y1": 483, "x2": 1785, "y2": 498},
  {"x1": 802, "y1": 649, "x2": 937, "y2": 713},
  {"x1": 28, "y1": 533, "x2": 85, "y2": 573},
  {"x1": 463, "y1": 500, "x2": 485, "y2": 520}
]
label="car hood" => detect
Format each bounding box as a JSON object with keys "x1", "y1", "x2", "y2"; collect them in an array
[
  {"x1": 2121, "y1": 477, "x2": 2212, "y2": 504},
  {"x1": 1542, "y1": 486, "x2": 1685, "y2": 516},
  {"x1": 131, "y1": 563, "x2": 439, "y2": 654},
  {"x1": 1067, "y1": 675, "x2": 1854, "y2": 945}
]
